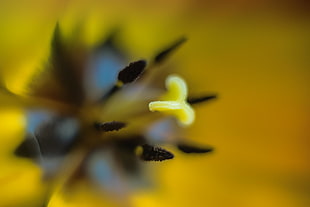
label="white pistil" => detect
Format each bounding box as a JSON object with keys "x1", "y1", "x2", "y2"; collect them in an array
[{"x1": 149, "y1": 75, "x2": 195, "y2": 126}]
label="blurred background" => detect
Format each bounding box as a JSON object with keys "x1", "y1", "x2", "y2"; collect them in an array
[{"x1": 0, "y1": 0, "x2": 309, "y2": 207}]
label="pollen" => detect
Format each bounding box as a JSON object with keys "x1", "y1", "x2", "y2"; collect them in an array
[{"x1": 148, "y1": 75, "x2": 195, "y2": 126}]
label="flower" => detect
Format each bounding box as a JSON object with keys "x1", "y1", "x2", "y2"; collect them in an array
[{"x1": 1, "y1": 23, "x2": 216, "y2": 207}]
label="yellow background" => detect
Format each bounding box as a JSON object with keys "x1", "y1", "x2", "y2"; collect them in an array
[{"x1": 0, "y1": 0, "x2": 309, "y2": 207}]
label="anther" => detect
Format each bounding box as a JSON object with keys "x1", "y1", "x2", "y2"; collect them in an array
[
  {"x1": 154, "y1": 37, "x2": 187, "y2": 63},
  {"x1": 100, "y1": 60, "x2": 147, "y2": 101},
  {"x1": 139, "y1": 144, "x2": 174, "y2": 161},
  {"x1": 117, "y1": 60, "x2": 147, "y2": 84},
  {"x1": 188, "y1": 94, "x2": 217, "y2": 105},
  {"x1": 95, "y1": 121, "x2": 127, "y2": 132},
  {"x1": 177, "y1": 143, "x2": 214, "y2": 154}
]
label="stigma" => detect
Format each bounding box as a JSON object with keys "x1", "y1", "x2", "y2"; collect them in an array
[{"x1": 148, "y1": 75, "x2": 195, "y2": 126}]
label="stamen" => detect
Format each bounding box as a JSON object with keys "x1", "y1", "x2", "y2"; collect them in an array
[
  {"x1": 100, "y1": 85, "x2": 120, "y2": 102},
  {"x1": 100, "y1": 60, "x2": 146, "y2": 101},
  {"x1": 95, "y1": 121, "x2": 127, "y2": 132},
  {"x1": 138, "y1": 144, "x2": 174, "y2": 161},
  {"x1": 117, "y1": 60, "x2": 147, "y2": 84},
  {"x1": 154, "y1": 37, "x2": 187, "y2": 63},
  {"x1": 177, "y1": 143, "x2": 214, "y2": 154},
  {"x1": 188, "y1": 94, "x2": 217, "y2": 105},
  {"x1": 149, "y1": 75, "x2": 195, "y2": 126}
]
